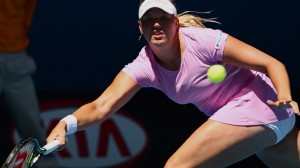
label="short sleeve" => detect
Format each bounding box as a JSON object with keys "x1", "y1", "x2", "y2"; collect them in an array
[
  {"x1": 121, "y1": 47, "x2": 155, "y2": 87},
  {"x1": 199, "y1": 28, "x2": 228, "y2": 63},
  {"x1": 181, "y1": 27, "x2": 228, "y2": 64},
  {"x1": 212, "y1": 30, "x2": 228, "y2": 62}
]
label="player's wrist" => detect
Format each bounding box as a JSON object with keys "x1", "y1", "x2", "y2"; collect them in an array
[{"x1": 60, "y1": 115, "x2": 77, "y2": 135}]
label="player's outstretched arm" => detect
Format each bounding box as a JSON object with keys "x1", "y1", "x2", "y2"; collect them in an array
[
  {"x1": 223, "y1": 35, "x2": 299, "y2": 115},
  {"x1": 46, "y1": 71, "x2": 141, "y2": 147}
]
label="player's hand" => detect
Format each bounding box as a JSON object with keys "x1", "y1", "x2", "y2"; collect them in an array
[
  {"x1": 46, "y1": 121, "x2": 68, "y2": 151},
  {"x1": 267, "y1": 99, "x2": 300, "y2": 115}
]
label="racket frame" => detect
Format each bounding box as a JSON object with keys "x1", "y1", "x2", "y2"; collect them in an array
[{"x1": 2, "y1": 138, "x2": 59, "y2": 168}]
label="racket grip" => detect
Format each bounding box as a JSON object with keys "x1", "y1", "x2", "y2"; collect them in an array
[{"x1": 42, "y1": 140, "x2": 60, "y2": 155}]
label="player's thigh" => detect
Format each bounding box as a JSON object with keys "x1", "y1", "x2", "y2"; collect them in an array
[
  {"x1": 164, "y1": 119, "x2": 277, "y2": 168},
  {"x1": 256, "y1": 126, "x2": 300, "y2": 168}
]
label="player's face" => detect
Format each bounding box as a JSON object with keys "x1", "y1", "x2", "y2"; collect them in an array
[{"x1": 139, "y1": 8, "x2": 178, "y2": 47}]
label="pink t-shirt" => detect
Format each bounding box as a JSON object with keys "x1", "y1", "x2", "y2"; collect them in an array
[{"x1": 122, "y1": 27, "x2": 294, "y2": 126}]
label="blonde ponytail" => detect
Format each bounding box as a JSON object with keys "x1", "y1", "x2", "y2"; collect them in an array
[{"x1": 178, "y1": 11, "x2": 220, "y2": 28}]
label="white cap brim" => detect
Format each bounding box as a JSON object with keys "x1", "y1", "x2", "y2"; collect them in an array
[{"x1": 138, "y1": 0, "x2": 177, "y2": 19}]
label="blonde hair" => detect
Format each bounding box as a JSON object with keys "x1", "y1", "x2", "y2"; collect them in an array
[
  {"x1": 139, "y1": 0, "x2": 220, "y2": 28},
  {"x1": 177, "y1": 11, "x2": 220, "y2": 28}
]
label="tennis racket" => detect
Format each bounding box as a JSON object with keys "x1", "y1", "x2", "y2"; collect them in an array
[{"x1": 1, "y1": 138, "x2": 60, "y2": 168}]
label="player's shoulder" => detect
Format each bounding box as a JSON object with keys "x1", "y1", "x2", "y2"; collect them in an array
[
  {"x1": 138, "y1": 46, "x2": 152, "y2": 60},
  {"x1": 134, "y1": 45, "x2": 154, "y2": 67},
  {"x1": 180, "y1": 27, "x2": 226, "y2": 39}
]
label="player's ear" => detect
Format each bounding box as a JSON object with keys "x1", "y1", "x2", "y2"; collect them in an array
[
  {"x1": 138, "y1": 20, "x2": 143, "y2": 41},
  {"x1": 175, "y1": 17, "x2": 179, "y2": 30},
  {"x1": 138, "y1": 20, "x2": 143, "y2": 34}
]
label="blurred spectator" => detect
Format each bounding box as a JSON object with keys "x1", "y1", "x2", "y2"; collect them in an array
[{"x1": 0, "y1": 0, "x2": 58, "y2": 167}]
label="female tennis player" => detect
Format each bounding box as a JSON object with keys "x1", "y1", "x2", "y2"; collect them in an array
[{"x1": 47, "y1": 0, "x2": 300, "y2": 167}]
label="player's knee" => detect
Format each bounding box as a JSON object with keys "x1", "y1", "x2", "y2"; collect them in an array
[
  {"x1": 164, "y1": 156, "x2": 190, "y2": 168},
  {"x1": 164, "y1": 156, "x2": 179, "y2": 168}
]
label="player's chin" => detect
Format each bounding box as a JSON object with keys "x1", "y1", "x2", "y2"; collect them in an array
[{"x1": 150, "y1": 38, "x2": 167, "y2": 46}]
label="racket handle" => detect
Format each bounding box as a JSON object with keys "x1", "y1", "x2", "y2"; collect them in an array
[{"x1": 42, "y1": 140, "x2": 60, "y2": 155}]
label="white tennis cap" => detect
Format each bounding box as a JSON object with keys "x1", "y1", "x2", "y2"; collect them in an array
[{"x1": 138, "y1": 0, "x2": 177, "y2": 19}]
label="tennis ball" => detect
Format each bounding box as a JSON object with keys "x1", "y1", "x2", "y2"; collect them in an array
[{"x1": 207, "y1": 64, "x2": 227, "y2": 83}]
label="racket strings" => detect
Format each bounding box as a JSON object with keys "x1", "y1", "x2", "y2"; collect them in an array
[{"x1": 7, "y1": 141, "x2": 36, "y2": 168}]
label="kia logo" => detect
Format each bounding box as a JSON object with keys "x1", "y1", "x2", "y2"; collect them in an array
[{"x1": 13, "y1": 100, "x2": 148, "y2": 168}]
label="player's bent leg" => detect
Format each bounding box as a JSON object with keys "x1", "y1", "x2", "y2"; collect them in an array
[
  {"x1": 164, "y1": 119, "x2": 277, "y2": 168},
  {"x1": 257, "y1": 126, "x2": 300, "y2": 168}
]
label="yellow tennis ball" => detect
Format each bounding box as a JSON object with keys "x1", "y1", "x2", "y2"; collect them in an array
[{"x1": 207, "y1": 64, "x2": 227, "y2": 83}]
